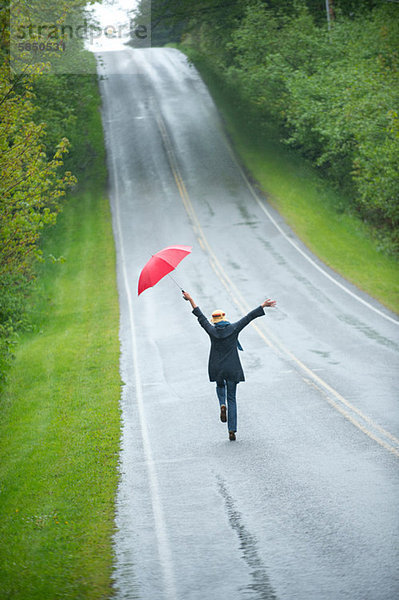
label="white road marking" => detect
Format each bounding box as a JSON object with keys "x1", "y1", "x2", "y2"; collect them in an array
[{"x1": 108, "y1": 104, "x2": 177, "y2": 600}]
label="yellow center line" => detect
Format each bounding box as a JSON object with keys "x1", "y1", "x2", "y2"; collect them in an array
[{"x1": 156, "y1": 112, "x2": 399, "y2": 459}]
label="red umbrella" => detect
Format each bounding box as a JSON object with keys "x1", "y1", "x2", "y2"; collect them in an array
[{"x1": 138, "y1": 245, "x2": 192, "y2": 295}]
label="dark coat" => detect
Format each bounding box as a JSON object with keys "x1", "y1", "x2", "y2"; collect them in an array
[{"x1": 192, "y1": 306, "x2": 265, "y2": 382}]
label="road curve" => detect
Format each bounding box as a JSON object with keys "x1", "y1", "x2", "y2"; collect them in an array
[{"x1": 97, "y1": 48, "x2": 399, "y2": 600}]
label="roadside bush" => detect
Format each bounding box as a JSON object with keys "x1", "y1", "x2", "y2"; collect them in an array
[
  {"x1": 0, "y1": 65, "x2": 75, "y2": 384},
  {"x1": 0, "y1": 0, "x2": 104, "y2": 386},
  {"x1": 284, "y1": 8, "x2": 399, "y2": 244},
  {"x1": 31, "y1": 72, "x2": 105, "y2": 177}
]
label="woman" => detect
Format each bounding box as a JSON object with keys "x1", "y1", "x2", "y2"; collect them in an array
[{"x1": 183, "y1": 291, "x2": 276, "y2": 440}]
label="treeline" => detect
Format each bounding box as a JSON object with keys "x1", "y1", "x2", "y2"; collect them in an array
[
  {"x1": 137, "y1": 0, "x2": 399, "y2": 253},
  {"x1": 0, "y1": 1, "x2": 103, "y2": 383}
]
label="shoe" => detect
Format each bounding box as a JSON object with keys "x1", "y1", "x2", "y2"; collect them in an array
[
  {"x1": 220, "y1": 405, "x2": 227, "y2": 423},
  {"x1": 229, "y1": 431, "x2": 236, "y2": 441}
]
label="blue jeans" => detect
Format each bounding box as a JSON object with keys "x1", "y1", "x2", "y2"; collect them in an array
[{"x1": 216, "y1": 380, "x2": 237, "y2": 432}]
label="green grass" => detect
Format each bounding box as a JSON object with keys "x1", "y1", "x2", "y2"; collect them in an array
[
  {"x1": 179, "y1": 46, "x2": 399, "y2": 314},
  {"x1": 0, "y1": 88, "x2": 121, "y2": 597}
]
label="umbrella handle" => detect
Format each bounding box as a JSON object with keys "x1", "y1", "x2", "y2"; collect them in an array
[{"x1": 167, "y1": 272, "x2": 183, "y2": 291}]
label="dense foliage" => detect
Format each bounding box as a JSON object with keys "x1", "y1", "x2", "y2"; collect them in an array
[
  {"x1": 136, "y1": 0, "x2": 399, "y2": 253},
  {"x1": 0, "y1": 65, "x2": 74, "y2": 374},
  {"x1": 224, "y1": 3, "x2": 399, "y2": 242},
  {"x1": 0, "y1": 0, "x2": 102, "y2": 383}
]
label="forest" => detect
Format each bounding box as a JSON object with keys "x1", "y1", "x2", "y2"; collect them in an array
[{"x1": 136, "y1": 0, "x2": 399, "y2": 252}]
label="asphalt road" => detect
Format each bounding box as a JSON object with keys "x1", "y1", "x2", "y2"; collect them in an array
[{"x1": 96, "y1": 48, "x2": 399, "y2": 600}]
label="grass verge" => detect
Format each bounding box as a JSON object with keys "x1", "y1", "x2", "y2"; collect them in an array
[
  {"x1": 0, "y1": 81, "x2": 121, "y2": 598},
  {"x1": 179, "y1": 46, "x2": 399, "y2": 314}
]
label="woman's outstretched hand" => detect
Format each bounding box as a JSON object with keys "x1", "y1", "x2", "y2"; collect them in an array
[{"x1": 261, "y1": 299, "x2": 276, "y2": 308}]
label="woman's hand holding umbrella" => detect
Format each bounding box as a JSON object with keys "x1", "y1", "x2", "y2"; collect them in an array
[{"x1": 182, "y1": 291, "x2": 197, "y2": 309}]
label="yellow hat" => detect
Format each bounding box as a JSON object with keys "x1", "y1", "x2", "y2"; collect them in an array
[{"x1": 211, "y1": 309, "x2": 226, "y2": 323}]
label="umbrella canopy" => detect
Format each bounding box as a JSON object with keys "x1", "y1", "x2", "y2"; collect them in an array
[{"x1": 138, "y1": 245, "x2": 192, "y2": 295}]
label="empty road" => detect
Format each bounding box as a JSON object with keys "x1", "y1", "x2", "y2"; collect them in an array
[{"x1": 97, "y1": 48, "x2": 399, "y2": 600}]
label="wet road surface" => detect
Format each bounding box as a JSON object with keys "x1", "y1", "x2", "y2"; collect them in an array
[{"x1": 96, "y1": 48, "x2": 399, "y2": 600}]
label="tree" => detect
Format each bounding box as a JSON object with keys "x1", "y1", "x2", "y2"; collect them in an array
[
  {"x1": 0, "y1": 61, "x2": 76, "y2": 379},
  {"x1": 0, "y1": 0, "x2": 98, "y2": 382}
]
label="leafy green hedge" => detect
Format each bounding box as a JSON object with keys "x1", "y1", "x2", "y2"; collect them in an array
[
  {"x1": 0, "y1": 0, "x2": 106, "y2": 385},
  {"x1": 180, "y1": 1, "x2": 399, "y2": 254},
  {"x1": 0, "y1": 56, "x2": 102, "y2": 386}
]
